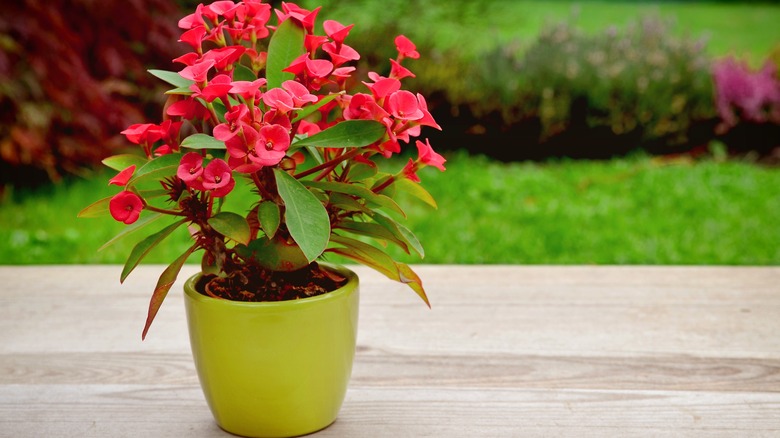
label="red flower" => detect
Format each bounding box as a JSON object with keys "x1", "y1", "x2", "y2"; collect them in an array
[
  {"x1": 401, "y1": 158, "x2": 420, "y2": 183},
  {"x1": 226, "y1": 125, "x2": 263, "y2": 173},
  {"x1": 263, "y1": 88, "x2": 296, "y2": 113},
  {"x1": 390, "y1": 59, "x2": 415, "y2": 80},
  {"x1": 177, "y1": 152, "x2": 205, "y2": 189},
  {"x1": 323, "y1": 20, "x2": 354, "y2": 45},
  {"x1": 255, "y1": 124, "x2": 290, "y2": 166},
  {"x1": 202, "y1": 159, "x2": 235, "y2": 197},
  {"x1": 416, "y1": 139, "x2": 446, "y2": 171},
  {"x1": 179, "y1": 59, "x2": 215, "y2": 83},
  {"x1": 387, "y1": 90, "x2": 424, "y2": 121},
  {"x1": 108, "y1": 165, "x2": 135, "y2": 187},
  {"x1": 343, "y1": 93, "x2": 389, "y2": 121},
  {"x1": 276, "y1": 3, "x2": 321, "y2": 33},
  {"x1": 121, "y1": 123, "x2": 162, "y2": 145},
  {"x1": 195, "y1": 74, "x2": 233, "y2": 102},
  {"x1": 109, "y1": 191, "x2": 144, "y2": 224},
  {"x1": 230, "y1": 78, "x2": 267, "y2": 100},
  {"x1": 282, "y1": 80, "x2": 317, "y2": 107},
  {"x1": 395, "y1": 35, "x2": 420, "y2": 60}
]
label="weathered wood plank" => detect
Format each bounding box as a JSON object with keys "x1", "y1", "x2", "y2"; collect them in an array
[
  {"x1": 0, "y1": 265, "x2": 778, "y2": 436},
  {"x1": 3, "y1": 351, "x2": 779, "y2": 392},
  {"x1": 1, "y1": 385, "x2": 779, "y2": 437}
]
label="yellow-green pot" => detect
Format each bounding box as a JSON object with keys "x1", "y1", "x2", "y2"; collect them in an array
[{"x1": 183, "y1": 264, "x2": 359, "y2": 438}]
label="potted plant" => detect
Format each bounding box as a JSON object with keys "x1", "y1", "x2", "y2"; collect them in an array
[{"x1": 80, "y1": 1, "x2": 445, "y2": 436}]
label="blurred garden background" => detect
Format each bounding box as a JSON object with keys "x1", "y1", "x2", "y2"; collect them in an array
[{"x1": 1, "y1": 0, "x2": 778, "y2": 265}]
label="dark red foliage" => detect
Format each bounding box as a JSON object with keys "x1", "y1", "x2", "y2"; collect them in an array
[{"x1": 0, "y1": 0, "x2": 188, "y2": 187}]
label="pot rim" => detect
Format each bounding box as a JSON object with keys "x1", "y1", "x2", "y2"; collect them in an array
[{"x1": 183, "y1": 262, "x2": 358, "y2": 310}]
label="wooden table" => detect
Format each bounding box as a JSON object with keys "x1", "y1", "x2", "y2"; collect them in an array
[{"x1": 1, "y1": 265, "x2": 778, "y2": 437}]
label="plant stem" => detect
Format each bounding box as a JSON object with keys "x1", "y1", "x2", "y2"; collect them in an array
[
  {"x1": 294, "y1": 148, "x2": 362, "y2": 180},
  {"x1": 144, "y1": 204, "x2": 186, "y2": 216}
]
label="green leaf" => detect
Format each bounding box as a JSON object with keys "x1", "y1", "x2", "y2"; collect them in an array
[
  {"x1": 233, "y1": 63, "x2": 257, "y2": 82},
  {"x1": 348, "y1": 159, "x2": 378, "y2": 181},
  {"x1": 335, "y1": 220, "x2": 409, "y2": 253},
  {"x1": 142, "y1": 244, "x2": 197, "y2": 340},
  {"x1": 121, "y1": 219, "x2": 186, "y2": 283},
  {"x1": 148, "y1": 69, "x2": 194, "y2": 88},
  {"x1": 258, "y1": 201, "x2": 281, "y2": 239},
  {"x1": 102, "y1": 154, "x2": 148, "y2": 172},
  {"x1": 304, "y1": 180, "x2": 406, "y2": 218},
  {"x1": 291, "y1": 93, "x2": 341, "y2": 123},
  {"x1": 127, "y1": 153, "x2": 181, "y2": 188},
  {"x1": 164, "y1": 86, "x2": 194, "y2": 96},
  {"x1": 387, "y1": 177, "x2": 438, "y2": 209},
  {"x1": 274, "y1": 169, "x2": 330, "y2": 262},
  {"x1": 211, "y1": 99, "x2": 228, "y2": 123},
  {"x1": 266, "y1": 19, "x2": 305, "y2": 89},
  {"x1": 181, "y1": 134, "x2": 226, "y2": 150},
  {"x1": 237, "y1": 235, "x2": 310, "y2": 271},
  {"x1": 329, "y1": 192, "x2": 369, "y2": 213},
  {"x1": 292, "y1": 120, "x2": 385, "y2": 149},
  {"x1": 99, "y1": 212, "x2": 164, "y2": 251},
  {"x1": 373, "y1": 212, "x2": 425, "y2": 258},
  {"x1": 208, "y1": 212, "x2": 250, "y2": 245},
  {"x1": 78, "y1": 196, "x2": 111, "y2": 218},
  {"x1": 328, "y1": 235, "x2": 429, "y2": 306}
]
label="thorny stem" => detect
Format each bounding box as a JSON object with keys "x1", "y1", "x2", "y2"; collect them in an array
[
  {"x1": 294, "y1": 148, "x2": 363, "y2": 180},
  {"x1": 143, "y1": 204, "x2": 186, "y2": 216},
  {"x1": 372, "y1": 174, "x2": 396, "y2": 193}
]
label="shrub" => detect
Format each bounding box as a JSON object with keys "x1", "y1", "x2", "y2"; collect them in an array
[
  {"x1": 0, "y1": 0, "x2": 187, "y2": 188},
  {"x1": 713, "y1": 57, "x2": 780, "y2": 128},
  {"x1": 467, "y1": 16, "x2": 717, "y2": 157},
  {"x1": 712, "y1": 56, "x2": 780, "y2": 155}
]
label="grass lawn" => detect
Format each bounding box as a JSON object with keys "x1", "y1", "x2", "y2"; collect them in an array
[
  {"x1": 304, "y1": 0, "x2": 780, "y2": 64},
  {"x1": 1, "y1": 153, "x2": 778, "y2": 265}
]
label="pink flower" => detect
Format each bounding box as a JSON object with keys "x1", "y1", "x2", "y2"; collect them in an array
[
  {"x1": 208, "y1": 1, "x2": 240, "y2": 19},
  {"x1": 195, "y1": 74, "x2": 233, "y2": 102},
  {"x1": 297, "y1": 119, "x2": 321, "y2": 137},
  {"x1": 255, "y1": 124, "x2": 290, "y2": 166},
  {"x1": 166, "y1": 97, "x2": 211, "y2": 121},
  {"x1": 202, "y1": 159, "x2": 235, "y2": 197},
  {"x1": 363, "y1": 76, "x2": 401, "y2": 100},
  {"x1": 323, "y1": 20, "x2": 354, "y2": 45},
  {"x1": 230, "y1": 78, "x2": 267, "y2": 100},
  {"x1": 390, "y1": 59, "x2": 415, "y2": 80},
  {"x1": 282, "y1": 80, "x2": 317, "y2": 106},
  {"x1": 226, "y1": 125, "x2": 263, "y2": 173},
  {"x1": 343, "y1": 93, "x2": 389, "y2": 121},
  {"x1": 179, "y1": 59, "x2": 215, "y2": 83},
  {"x1": 179, "y1": 26, "x2": 207, "y2": 51},
  {"x1": 395, "y1": 35, "x2": 420, "y2": 60},
  {"x1": 401, "y1": 158, "x2": 420, "y2": 183},
  {"x1": 121, "y1": 123, "x2": 162, "y2": 145},
  {"x1": 263, "y1": 88, "x2": 296, "y2": 113},
  {"x1": 387, "y1": 90, "x2": 424, "y2": 121},
  {"x1": 416, "y1": 139, "x2": 446, "y2": 171},
  {"x1": 203, "y1": 46, "x2": 246, "y2": 71},
  {"x1": 323, "y1": 42, "x2": 359, "y2": 67},
  {"x1": 177, "y1": 152, "x2": 205, "y2": 188},
  {"x1": 108, "y1": 165, "x2": 135, "y2": 187},
  {"x1": 109, "y1": 191, "x2": 144, "y2": 224},
  {"x1": 276, "y1": 3, "x2": 320, "y2": 33}
]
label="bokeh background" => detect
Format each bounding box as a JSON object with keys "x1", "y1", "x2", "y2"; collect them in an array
[{"x1": 1, "y1": 0, "x2": 779, "y2": 265}]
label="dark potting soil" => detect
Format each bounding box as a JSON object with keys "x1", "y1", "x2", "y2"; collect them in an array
[{"x1": 196, "y1": 263, "x2": 347, "y2": 302}]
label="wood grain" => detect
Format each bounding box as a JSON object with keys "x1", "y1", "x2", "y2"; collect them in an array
[{"x1": 1, "y1": 265, "x2": 779, "y2": 437}]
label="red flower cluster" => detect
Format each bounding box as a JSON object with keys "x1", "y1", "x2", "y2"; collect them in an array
[
  {"x1": 107, "y1": 0, "x2": 445, "y2": 226},
  {"x1": 94, "y1": 0, "x2": 446, "y2": 338}
]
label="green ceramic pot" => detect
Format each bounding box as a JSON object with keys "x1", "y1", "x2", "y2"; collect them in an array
[{"x1": 183, "y1": 264, "x2": 359, "y2": 438}]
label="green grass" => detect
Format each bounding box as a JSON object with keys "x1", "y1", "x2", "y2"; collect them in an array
[
  {"x1": 2, "y1": 153, "x2": 778, "y2": 265},
  {"x1": 303, "y1": 0, "x2": 780, "y2": 64}
]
